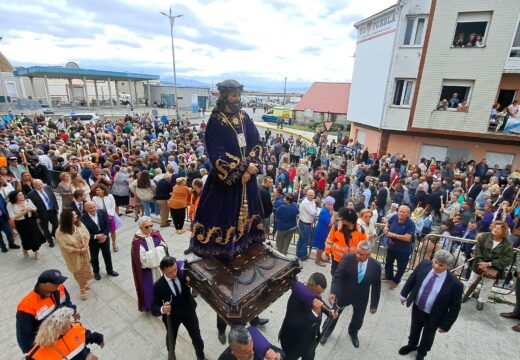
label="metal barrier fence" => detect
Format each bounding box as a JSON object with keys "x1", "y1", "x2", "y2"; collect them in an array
[{"x1": 266, "y1": 219, "x2": 518, "y2": 296}]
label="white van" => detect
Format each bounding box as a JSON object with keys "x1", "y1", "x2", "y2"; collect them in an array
[{"x1": 62, "y1": 112, "x2": 101, "y2": 123}]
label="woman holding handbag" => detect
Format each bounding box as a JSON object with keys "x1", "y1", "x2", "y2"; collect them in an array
[
  {"x1": 463, "y1": 220, "x2": 514, "y2": 310},
  {"x1": 56, "y1": 209, "x2": 93, "y2": 300},
  {"x1": 92, "y1": 184, "x2": 121, "y2": 252}
]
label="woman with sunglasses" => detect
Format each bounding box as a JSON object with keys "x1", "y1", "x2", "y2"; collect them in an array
[{"x1": 131, "y1": 216, "x2": 168, "y2": 312}]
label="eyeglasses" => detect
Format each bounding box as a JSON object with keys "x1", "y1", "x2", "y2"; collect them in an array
[{"x1": 144, "y1": 224, "x2": 153, "y2": 229}]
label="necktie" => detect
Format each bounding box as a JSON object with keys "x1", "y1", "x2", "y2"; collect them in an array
[
  {"x1": 41, "y1": 190, "x2": 52, "y2": 209},
  {"x1": 417, "y1": 273, "x2": 438, "y2": 312},
  {"x1": 172, "y1": 279, "x2": 181, "y2": 296},
  {"x1": 79, "y1": 202, "x2": 83, "y2": 213},
  {"x1": 358, "y1": 263, "x2": 365, "y2": 284}
]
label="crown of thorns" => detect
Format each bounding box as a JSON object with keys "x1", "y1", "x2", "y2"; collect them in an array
[{"x1": 216, "y1": 79, "x2": 244, "y2": 93}]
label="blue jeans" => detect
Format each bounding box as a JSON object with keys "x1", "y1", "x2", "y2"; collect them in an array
[
  {"x1": 384, "y1": 249, "x2": 410, "y2": 284},
  {"x1": 142, "y1": 200, "x2": 159, "y2": 217},
  {"x1": 296, "y1": 222, "x2": 312, "y2": 259}
]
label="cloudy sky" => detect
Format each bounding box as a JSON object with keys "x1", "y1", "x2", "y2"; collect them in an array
[{"x1": 1, "y1": 0, "x2": 396, "y2": 90}]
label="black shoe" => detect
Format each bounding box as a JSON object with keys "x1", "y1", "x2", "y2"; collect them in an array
[
  {"x1": 399, "y1": 345, "x2": 418, "y2": 355},
  {"x1": 9, "y1": 244, "x2": 20, "y2": 249},
  {"x1": 349, "y1": 333, "x2": 359, "y2": 348},
  {"x1": 94, "y1": 273, "x2": 101, "y2": 281},
  {"x1": 48, "y1": 240, "x2": 55, "y2": 248},
  {"x1": 197, "y1": 356, "x2": 208, "y2": 360},
  {"x1": 416, "y1": 353, "x2": 425, "y2": 360},
  {"x1": 107, "y1": 271, "x2": 119, "y2": 277},
  {"x1": 319, "y1": 335, "x2": 329, "y2": 345},
  {"x1": 476, "y1": 301, "x2": 484, "y2": 311},
  {"x1": 218, "y1": 331, "x2": 226, "y2": 345},
  {"x1": 250, "y1": 317, "x2": 269, "y2": 326},
  {"x1": 1, "y1": 248, "x2": 7, "y2": 253}
]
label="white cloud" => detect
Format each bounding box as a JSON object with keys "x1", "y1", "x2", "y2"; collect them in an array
[{"x1": 1, "y1": 0, "x2": 397, "y2": 85}]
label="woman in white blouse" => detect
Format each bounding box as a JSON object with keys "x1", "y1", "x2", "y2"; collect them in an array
[
  {"x1": 7, "y1": 190, "x2": 44, "y2": 259},
  {"x1": 92, "y1": 184, "x2": 119, "y2": 252}
]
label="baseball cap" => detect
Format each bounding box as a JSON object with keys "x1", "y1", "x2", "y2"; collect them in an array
[{"x1": 37, "y1": 269, "x2": 68, "y2": 285}]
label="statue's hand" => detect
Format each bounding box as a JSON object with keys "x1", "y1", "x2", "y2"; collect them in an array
[{"x1": 242, "y1": 172, "x2": 251, "y2": 185}]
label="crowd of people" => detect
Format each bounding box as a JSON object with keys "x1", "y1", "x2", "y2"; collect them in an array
[{"x1": 2, "y1": 93, "x2": 520, "y2": 359}]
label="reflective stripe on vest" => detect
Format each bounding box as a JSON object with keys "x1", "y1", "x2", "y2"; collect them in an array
[
  {"x1": 26, "y1": 323, "x2": 86, "y2": 360},
  {"x1": 17, "y1": 285, "x2": 67, "y2": 321}
]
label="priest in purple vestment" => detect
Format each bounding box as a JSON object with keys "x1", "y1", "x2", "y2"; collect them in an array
[
  {"x1": 131, "y1": 216, "x2": 168, "y2": 312},
  {"x1": 189, "y1": 79, "x2": 265, "y2": 258}
]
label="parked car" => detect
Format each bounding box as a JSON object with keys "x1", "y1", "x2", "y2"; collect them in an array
[{"x1": 41, "y1": 104, "x2": 54, "y2": 114}]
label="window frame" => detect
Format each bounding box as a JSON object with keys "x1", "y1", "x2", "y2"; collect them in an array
[
  {"x1": 451, "y1": 11, "x2": 492, "y2": 49},
  {"x1": 402, "y1": 16, "x2": 427, "y2": 47},
  {"x1": 392, "y1": 79, "x2": 415, "y2": 108},
  {"x1": 509, "y1": 20, "x2": 520, "y2": 58},
  {"x1": 437, "y1": 79, "x2": 475, "y2": 112}
]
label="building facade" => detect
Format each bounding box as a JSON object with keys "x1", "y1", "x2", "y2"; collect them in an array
[{"x1": 348, "y1": 0, "x2": 520, "y2": 168}]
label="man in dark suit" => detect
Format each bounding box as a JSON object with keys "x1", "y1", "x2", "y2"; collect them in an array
[
  {"x1": 151, "y1": 256, "x2": 206, "y2": 360},
  {"x1": 0, "y1": 193, "x2": 20, "y2": 252},
  {"x1": 321, "y1": 240, "x2": 381, "y2": 347},
  {"x1": 70, "y1": 189, "x2": 87, "y2": 216},
  {"x1": 375, "y1": 183, "x2": 388, "y2": 221},
  {"x1": 28, "y1": 179, "x2": 59, "y2": 247},
  {"x1": 497, "y1": 177, "x2": 516, "y2": 204},
  {"x1": 466, "y1": 176, "x2": 482, "y2": 200},
  {"x1": 80, "y1": 201, "x2": 118, "y2": 280},
  {"x1": 399, "y1": 250, "x2": 463, "y2": 360},
  {"x1": 279, "y1": 272, "x2": 329, "y2": 360}
]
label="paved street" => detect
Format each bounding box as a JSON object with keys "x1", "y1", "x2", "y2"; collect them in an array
[{"x1": 1, "y1": 210, "x2": 519, "y2": 360}]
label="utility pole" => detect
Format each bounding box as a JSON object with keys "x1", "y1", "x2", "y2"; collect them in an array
[
  {"x1": 161, "y1": 8, "x2": 183, "y2": 121},
  {"x1": 283, "y1": 76, "x2": 287, "y2": 105}
]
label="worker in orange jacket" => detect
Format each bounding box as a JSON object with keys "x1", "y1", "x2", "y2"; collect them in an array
[
  {"x1": 25, "y1": 307, "x2": 104, "y2": 360},
  {"x1": 324, "y1": 207, "x2": 367, "y2": 275},
  {"x1": 16, "y1": 269, "x2": 79, "y2": 353}
]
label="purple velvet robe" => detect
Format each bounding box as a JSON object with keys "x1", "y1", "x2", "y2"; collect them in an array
[
  {"x1": 131, "y1": 231, "x2": 165, "y2": 312},
  {"x1": 190, "y1": 110, "x2": 265, "y2": 258}
]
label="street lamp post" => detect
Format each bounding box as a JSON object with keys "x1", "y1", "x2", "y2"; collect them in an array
[
  {"x1": 161, "y1": 8, "x2": 183, "y2": 121},
  {"x1": 283, "y1": 76, "x2": 287, "y2": 105}
]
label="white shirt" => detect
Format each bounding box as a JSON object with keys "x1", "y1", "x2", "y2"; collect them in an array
[
  {"x1": 0, "y1": 183, "x2": 15, "y2": 199},
  {"x1": 164, "y1": 275, "x2": 182, "y2": 296},
  {"x1": 299, "y1": 197, "x2": 317, "y2": 223},
  {"x1": 38, "y1": 189, "x2": 52, "y2": 210},
  {"x1": 416, "y1": 269, "x2": 447, "y2": 314},
  {"x1": 89, "y1": 213, "x2": 99, "y2": 227}
]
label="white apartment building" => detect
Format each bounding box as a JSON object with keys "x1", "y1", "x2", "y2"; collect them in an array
[{"x1": 348, "y1": 0, "x2": 520, "y2": 168}]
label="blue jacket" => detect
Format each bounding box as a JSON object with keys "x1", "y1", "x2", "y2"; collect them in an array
[{"x1": 274, "y1": 202, "x2": 298, "y2": 231}]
